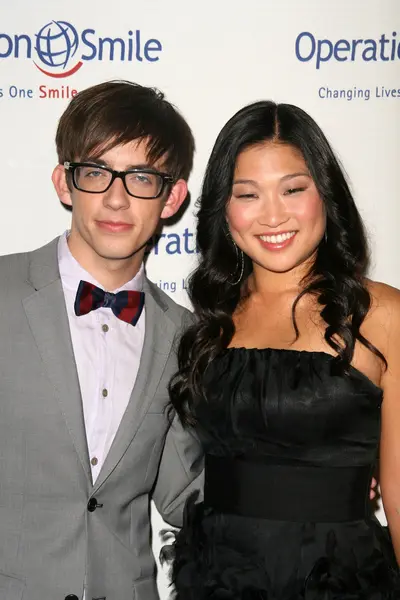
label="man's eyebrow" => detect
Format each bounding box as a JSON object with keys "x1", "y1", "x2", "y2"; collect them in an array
[
  {"x1": 80, "y1": 158, "x2": 155, "y2": 170},
  {"x1": 80, "y1": 156, "x2": 108, "y2": 166},
  {"x1": 124, "y1": 163, "x2": 156, "y2": 171}
]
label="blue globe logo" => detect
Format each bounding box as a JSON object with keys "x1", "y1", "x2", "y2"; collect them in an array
[{"x1": 35, "y1": 20, "x2": 79, "y2": 71}]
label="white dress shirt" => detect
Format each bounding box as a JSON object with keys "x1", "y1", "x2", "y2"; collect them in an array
[{"x1": 58, "y1": 232, "x2": 146, "y2": 485}]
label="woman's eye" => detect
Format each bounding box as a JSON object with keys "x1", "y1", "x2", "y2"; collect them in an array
[
  {"x1": 284, "y1": 187, "x2": 306, "y2": 195},
  {"x1": 237, "y1": 193, "x2": 257, "y2": 199}
]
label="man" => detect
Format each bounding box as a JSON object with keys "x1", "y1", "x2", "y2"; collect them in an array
[{"x1": 0, "y1": 80, "x2": 203, "y2": 600}]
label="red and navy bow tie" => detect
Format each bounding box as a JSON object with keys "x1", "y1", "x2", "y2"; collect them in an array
[{"x1": 74, "y1": 281, "x2": 145, "y2": 326}]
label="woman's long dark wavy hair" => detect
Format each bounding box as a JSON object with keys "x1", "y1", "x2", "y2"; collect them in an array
[{"x1": 170, "y1": 100, "x2": 385, "y2": 425}]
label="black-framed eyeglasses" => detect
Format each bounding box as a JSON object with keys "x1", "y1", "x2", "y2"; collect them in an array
[{"x1": 64, "y1": 162, "x2": 175, "y2": 199}]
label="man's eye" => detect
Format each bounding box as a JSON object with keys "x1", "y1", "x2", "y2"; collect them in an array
[
  {"x1": 127, "y1": 173, "x2": 154, "y2": 185},
  {"x1": 84, "y1": 169, "x2": 106, "y2": 178},
  {"x1": 135, "y1": 174, "x2": 151, "y2": 184}
]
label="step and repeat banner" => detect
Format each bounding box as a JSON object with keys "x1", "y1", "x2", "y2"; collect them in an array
[{"x1": 0, "y1": 0, "x2": 399, "y2": 596}]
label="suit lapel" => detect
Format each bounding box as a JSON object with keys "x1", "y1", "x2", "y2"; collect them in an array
[
  {"x1": 92, "y1": 280, "x2": 177, "y2": 493},
  {"x1": 23, "y1": 238, "x2": 92, "y2": 484}
]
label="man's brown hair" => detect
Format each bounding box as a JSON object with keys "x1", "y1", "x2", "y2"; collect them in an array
[{"x1": 55, "y1": 80, "x2": 195, "y2": 181}]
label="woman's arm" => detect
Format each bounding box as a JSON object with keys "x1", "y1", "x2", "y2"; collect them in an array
[{"x1": 377, "y1": 284, "x2": 400, "y2": 564}]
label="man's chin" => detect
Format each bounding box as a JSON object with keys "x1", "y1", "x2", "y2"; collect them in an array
[{"x1": 94, "y1": 243, "x2": 144, "y2": 262}]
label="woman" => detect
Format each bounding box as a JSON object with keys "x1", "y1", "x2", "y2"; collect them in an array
[{"x1": 166, "y1": 101, "x2": 400, "y2": 598}]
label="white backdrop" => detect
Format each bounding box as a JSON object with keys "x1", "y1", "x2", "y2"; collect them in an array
[{"x1": 0, "y1": 0, "x2": 399, "y2": 597}]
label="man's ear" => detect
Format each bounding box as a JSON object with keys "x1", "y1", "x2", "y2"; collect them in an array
[
  {"x1": 52, "y1": 164, "x2": 72, "y2": 207},
  {"x1": 160, "y1": 179, "x2": 188, "y2": 219}
]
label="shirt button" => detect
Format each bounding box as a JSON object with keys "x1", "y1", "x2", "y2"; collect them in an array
[
  {"x1": 102, "y1": 388, "x2": 108, "y2": 398},
  {"x1": 91, "y1": 457, "x2": 98, "y2": 466},
  {"x1": 102, "y1": 324, "x2": 109, "y2": 333}
]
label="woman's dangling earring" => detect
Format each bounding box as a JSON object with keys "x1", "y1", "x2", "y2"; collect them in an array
[{"x1": 225, "y1": 228, "x2": 244, "y2": 286}]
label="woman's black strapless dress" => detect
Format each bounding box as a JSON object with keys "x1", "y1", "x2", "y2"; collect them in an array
[{"x1": 168, "y1": 348, "x2": 400, "y2": 599}]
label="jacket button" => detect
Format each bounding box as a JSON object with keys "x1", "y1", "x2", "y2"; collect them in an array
[
  {"x1": 65, "y1": 595, "x2": 79, "y2": 600},
  {"x1": 87, "y1": 497, "x2": 99, "y2": 512}
]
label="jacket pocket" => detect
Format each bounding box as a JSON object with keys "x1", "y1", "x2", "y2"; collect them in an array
[{"x1": 0, "y1": 571, "x2": 25, "y2": 600}]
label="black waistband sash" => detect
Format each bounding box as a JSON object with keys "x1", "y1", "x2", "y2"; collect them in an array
[{"x1": 204, "y1": 455, "x2": 372, "y2": 522}]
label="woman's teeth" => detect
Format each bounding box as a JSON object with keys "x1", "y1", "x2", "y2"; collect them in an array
[{"x1": 259, "y1": 231, "x2": 296, "y2": 244}]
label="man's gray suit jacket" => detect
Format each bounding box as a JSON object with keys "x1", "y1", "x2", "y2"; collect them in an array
[{"x1": 0, "y1": 237, "x2": 204, "y2": 600}]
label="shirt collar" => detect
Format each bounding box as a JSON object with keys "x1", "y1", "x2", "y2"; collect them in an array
[{"x1": 58, "y1": 231, "x2": 145, "y2": 293}]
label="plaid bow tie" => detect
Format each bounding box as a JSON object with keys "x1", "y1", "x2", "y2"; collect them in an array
[{"x1": 74, "y1": 281, "x2": 145, "y2": 326}]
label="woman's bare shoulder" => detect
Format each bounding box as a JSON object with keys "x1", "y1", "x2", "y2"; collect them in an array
[
  {"x1": 364, "y1": 279, "x2": 400, "y2": 351},
  {"x1": 367, "y1": 279, "x2": 400, "y2": 312}
]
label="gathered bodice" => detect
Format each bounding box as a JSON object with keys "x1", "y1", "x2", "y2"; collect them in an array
[{"x1": 194, "y1": 348, "x2": 383, "y2": 468}]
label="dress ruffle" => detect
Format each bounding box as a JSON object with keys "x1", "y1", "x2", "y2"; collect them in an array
[{"x1": 161, "y1": 494, "x2": 400, "y2": 600}]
